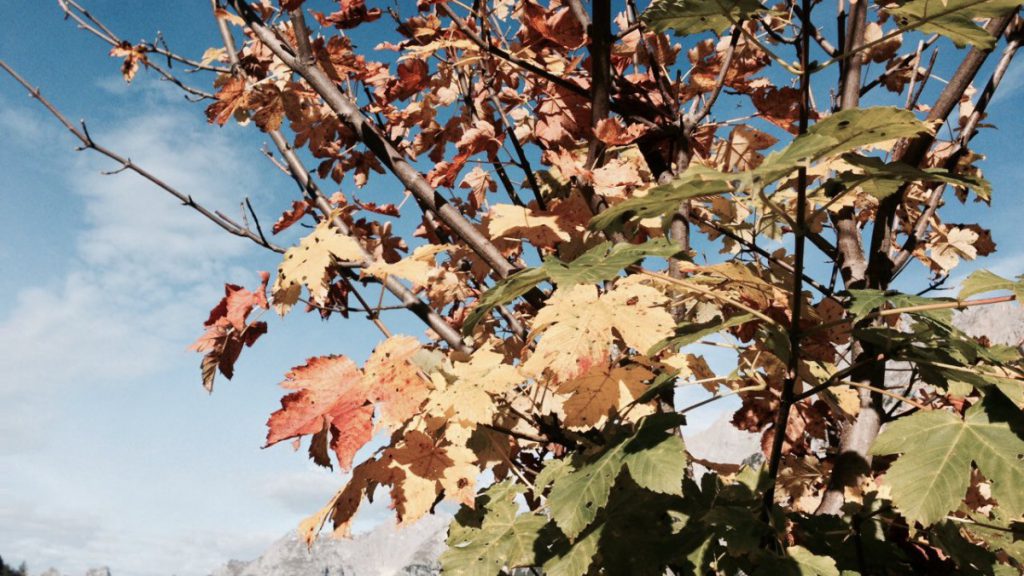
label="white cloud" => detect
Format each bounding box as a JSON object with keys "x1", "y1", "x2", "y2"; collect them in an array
[
  {"x1": 0, "y1": 105, "x2": 261, "y2": 434},
  {"x1": 0, "y1": 95, "x2": 282, "y2": 574}
]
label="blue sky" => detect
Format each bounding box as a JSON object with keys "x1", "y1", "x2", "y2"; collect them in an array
[{"x1": 1, "y1": 2, "x2": 1023, "y2": 575}]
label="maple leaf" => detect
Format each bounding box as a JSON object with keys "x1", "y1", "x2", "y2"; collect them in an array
[
  {"x1": 592, "y1": 155, "x2": 646, "y2": 199},
  {"x1": 362, "y1": 336, "x2": 431, "y2": 430},
  {"x1": 272, "y1": 200, "x2": 312, "y2": 234},
  {"x1": 460, "y1": 166, "x2": 497, "y2": 210},
  {"x1": 206, "y1": 75, "x2": 249, "y2": 126},
  {"x1": 523, "y1": 281, "x2": 675, "y2": 382},
  {"x1": 750, "y1": 86, "x2": 815, "y2": 134},
  {"x1": 265, "y1": 355, "x2": 374, "y2": 471},
  {"x1": 548, "y1": 415, "x2": 687, "y2": 540},
  {"x1": 427, "y1": 348, "x2": 525, "y2": 426},
  {"x1": 594, "y1": 118, "x2": 647, "y2": 146},
  {"x1": 384, "y1": 430, "x2": 459, "y2": 524},
  {"x1": 714, "y1": 125, "x2": 778, "y2": 172},
  {"x1": 190, "y1": 272, "x2": 271, "y2": 392},
  {"x1": 488, "y1": 204, "x2": 570, "y2": 249},
  {"x1": 317, "y1": 0, "x2": 382, "y2": 29},
  {"x1": 559, "y1": 363, "x2": 654, "y2": 430},
  {"x1": 873, "y1": 396, "x2": 1024, "y2": 526},
  {"x1": 272, "y1": 220, "x2": 365, "y2": 314},
  {"x1": 928, "y1": 226, "x2": 979, "y2": 272},
  {"x1": 441, "y1": 482, "x2": 547, "y2": 574},
  {"x1": 301, "y1": 457, "x2": 396, "y2": 543},
  {"x1": 362, "y1": 244, "x2": 451, "y2": 286},
  {"x1": 109, "y1": 41, "x2": 148, "y2": 83}
]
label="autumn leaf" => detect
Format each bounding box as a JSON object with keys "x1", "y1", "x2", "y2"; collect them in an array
[
  {"x1": 190, "y1": 272, "x2": 270, "y2": 392},
  {"x1": 205, "y1": 76, "x2": 249, "y2": 126},
  {"x1": 362, "y1": 244, "x2": 451, "y2": 286},
  {"x1": 265, "y1": 355, "x2": 374, "y2": 471},
  {"x1": 523, "y1": 281, "x2": 674, "y2": 381},
  {"x1": 559, "y1": 363, "x2": 654, "y2": 430},
  {"x1": 928, "y1": 226, "x2": 979, "y2": 272},
  {"x1": 385, "y1": 430, "x2": 460, "y2": 524},
  {"x1": 317, "y1": 0, "x2": 383, "y2": 29},
  {"x1": 272, "y1": 219, "x2": 365, "y2": 314},
  {"x1": 109, "y1": 41, "x2": 148, "y2": 83},
  {"x1": 427, "y1": 348, "x2": 525, "y2": 426},
  {"x1": 488, "y1": 204, "x2": 570, "y2": 249},
  {"x1": 594, "y1": 118, "x2": 646, "y2": 146},
  {"x1": 362, "y1": 336, "x2": 431, "y2": 430}
]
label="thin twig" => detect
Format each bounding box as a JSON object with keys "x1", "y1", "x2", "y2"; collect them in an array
[{"x1": 0, "y1": 59, "x2": 282, "y2": 254}]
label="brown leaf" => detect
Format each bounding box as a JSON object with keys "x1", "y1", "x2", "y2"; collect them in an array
[
  {"x1": 109, "y1": 41, "x2": 148, "y2": 83},
  {"x1": 316, "y1": 0, "x2": 382, "y2": 29},
  {"x1": 594, "y1": 118, "x2": 647, "y2": 146},
  {"x1": 206, "y1": 76, "x2": 249, "y2": 126},
  {"x1": 272, "y1": 200, "x2": 312, "y2": 235},
  {"x1": 750, "y1": 86, "x2": 817, "y2": 134}
]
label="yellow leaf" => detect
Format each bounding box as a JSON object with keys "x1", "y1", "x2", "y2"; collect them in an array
[
  {"x1": 523, "y1": 282, "x2": 674, "y2": 381},
  {"x1": 386, "y1": 431, "x2": 453, "y2": 524},
  {"x1": 559, "y1": 363, "x2": 654, "y2": 429},
  {"x1": 428, "y1": 348, "x2": 525, "y2": 426},
  {"x1": 272, "y1": 220, "x2": 364, "y2": 314},
  {"x1": 362, "y1": 244, "x2": 451, "y2": 286},
  {"x1": 929, "y1": 226, "x2": 978, "y2": 272},
  {"x1": 200, "y1": 47, "x2": 227, "y2": 67},
  {"x1": 487, "y1": 203, "x2": 570, "y2": 248}
]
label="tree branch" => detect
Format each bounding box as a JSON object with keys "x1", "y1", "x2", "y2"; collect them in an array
[
  {"x1": 0, "y1": 59, "x2": 281, "y2": 253},
  {"x1": 233, "y1": 2, "x2": 520, "y2": 285}
]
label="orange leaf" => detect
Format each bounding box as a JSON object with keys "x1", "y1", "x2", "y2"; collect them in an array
[
  {"x1": 265, "y1": 356, "x2": 373, "y2": 471},
  {"x1": 363, "y1": 336, "x2": 431, "y2": 430}
]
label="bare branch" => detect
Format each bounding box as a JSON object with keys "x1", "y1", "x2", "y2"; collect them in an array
[
  {"x1": 58, "y1": 0, "x2": 217, "y2": 99},
  {"x1": 0, "y1": 59, "x2": 282, "y2": 254}
]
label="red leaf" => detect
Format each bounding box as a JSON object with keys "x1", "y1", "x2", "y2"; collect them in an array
[
  {"x1": 266, "y1": 356, "x2": 374, "y2": 471},
  {"x1": 190, "y1": 273, "x2": 270, "y2": 392},
  {"x1": 272, "y1": 200, "x2": 312, "y2": 234}
]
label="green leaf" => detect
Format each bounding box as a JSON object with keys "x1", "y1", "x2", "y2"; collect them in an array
[
  {"x1": 547, "y1": 447, "x2": 626, "y2": 541},
  {"x1": 846, "y1": 290, "x2": 954, "y2": 325},
  {"x1": 462, "y1": 267, "x2": 546, "y2": 335},
  {"x1": 652, "y1": 312, "x2": 756, "y2": 354},
  {"x1": 544, "y1": 239, "x2": 684, "y2": 286},
  {"x1": 642, "y1": 0, "x2": 767, "y2": 35},
  {"x1": 441, "y1": 481, "x2": 547, "y2": 576},
  {"x1": 959, "y1": 269, "x2": 1024, "y2": 301},
  {"x1": 871, "y1": 396, "x2": 1024, "y2": 526},
  {"x1": 463, "y1": 240, "x2": 684, "y2": 334},
  {"x1": 885, "y1": 0, "x2": 1024, "y2": 48},
  {"x1": 786, "y1": 546, "x2": 842, "y2": 576},
  {"x1": 542, "y1": 525, "x2": 602, "y2": 576},
  {"x1": 758, "y1": 107, "x2": 931, "y2": 181},
  {"x1": 846, "y1": 289, "x2": 888, "y2": 319},
  {"x1": 829, "y1": 154, "x2": 991, "y2": 201},
  {"x1": 621, "y1": 415, "x2": 688, "y2": 495},
  {"x1": 592, "y1": 108, "x2": 930, "y2": 231},
  {"x1": 590, "y1": 165, "x2": 736, "y2": 231},
  {"x1": 547, "y1": 416, "x2": 688, "y2": 539}
]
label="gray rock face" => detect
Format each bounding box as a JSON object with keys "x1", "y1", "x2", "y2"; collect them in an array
[
  {"x1": 209, "y1": 514, "x2": 449, "y2": 576},
  {"x1": 955, "y1": 301, "x2": 1024, "y2": 347},
  {"x1": 84, "y1": 569, "x2": 111, "y2": 576}
]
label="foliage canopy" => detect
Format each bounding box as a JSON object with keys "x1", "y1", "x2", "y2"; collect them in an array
[{"x1": 6, "y1": 0, "x2": 1024, "y2": 574}]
